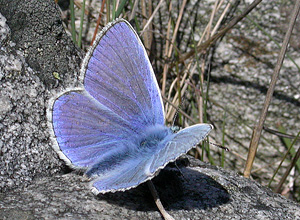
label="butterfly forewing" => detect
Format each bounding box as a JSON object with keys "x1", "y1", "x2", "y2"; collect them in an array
[
  {"x1": 83, "y1": 20, "x2": 164, "y2": 128},
  {"x1": 50, "y1": 20, "x2": 165, "y2": 169}
]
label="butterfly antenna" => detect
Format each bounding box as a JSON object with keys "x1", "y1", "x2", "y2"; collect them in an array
[
  {"x1": 208, "y1": 141, "x2": 230, "y2": 151},
  {"x1": 147, "y1": 181, "x2": 175, "y2": 220},
  {"x1": 174, "y1": 161, "x2": 188, "y2": 182},
  {"x1": 172, "y1": 97, "x2": 186, "y2": 127}
]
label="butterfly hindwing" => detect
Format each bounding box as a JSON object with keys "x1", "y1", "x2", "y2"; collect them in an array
[
  {"x1": 89, "y1": 124, "x2": 212, "y2": 193},
  {"x1": 148, "y1": 124, "x2": 213, "y2": 174},
  {"x1": 51, "y1": 90, "x2": 139, "y2": 168}
]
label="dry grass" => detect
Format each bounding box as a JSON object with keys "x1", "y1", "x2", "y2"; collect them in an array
[{"x1": 56, "y1": 0, "x2": 300, "y2": 202}]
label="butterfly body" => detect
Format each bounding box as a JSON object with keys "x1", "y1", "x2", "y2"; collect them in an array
[
  {"x1": 85, "y1": 125, "x2": 171, "y2": 179},
  {"x1": 48, "y1": 19, "x2": 212, "y2": 194}
]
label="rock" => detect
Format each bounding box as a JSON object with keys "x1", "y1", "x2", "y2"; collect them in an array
[
  {"x1": 0, "y1": 157, "x2": 299, "y2": 219},
  {"x1": 0, "y1": 0, "x2": 81, "y2": 192},
  {"x1": 0, "y1": 0, "x2": 299, "y2": 219}
]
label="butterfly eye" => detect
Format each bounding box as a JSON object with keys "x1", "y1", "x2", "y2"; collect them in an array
[
  {"x1": 138, "y1": 127, "x2": 171, "y2": 149},
  {"x1": 139, "y1": 135, "x2": 162, "y2": 149},
  {"x1": 139, "y1": 137, "x2": 161, "y2": 148}
]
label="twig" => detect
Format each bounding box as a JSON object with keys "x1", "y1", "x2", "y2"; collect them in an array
[
  {"x1": 91, "y1": 0, "x2": 106, "y2": 45},
  {"x1": 268, "y1": 131, "x2": 300, "y2": 188},
  {"x1": 263, "y1": 126, "x2": 296, "y2": 139},
  {"x1": 275, "y1": 136, "x2": 300, "y2": 193},
  {"x1": 140, "y1": 0, "x2": 164, "y2": 36},
  {"x1": 162, "y1": 0, "x2": 187, "y2": 95},
  {"x1": 147, "y1": 181, "x2": 175, "y2": 220},
  {"x1": 77, "y1": 0, "x2": 86, "y2": 48},
  {"x1": 70, "y1": 0, "x2": 77, "y2": 44},
  {"x1": 129, "y1": 0, "x2": 139, "y2": 20},
  {"x1": 243, "y1": 0, "x2": 300, "y2": 178},
  {"x1": 179, "y1": 0, "x2": 262, "y2": 63}
]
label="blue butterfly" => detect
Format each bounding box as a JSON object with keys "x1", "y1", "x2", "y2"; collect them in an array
[{"x1": 48, "y1": 19, "x2": 213, "y2": 194}]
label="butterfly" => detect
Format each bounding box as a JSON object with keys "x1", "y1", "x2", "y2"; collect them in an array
[{"x1": 48, "y1": 19, "x2": 213, "y2": 194}]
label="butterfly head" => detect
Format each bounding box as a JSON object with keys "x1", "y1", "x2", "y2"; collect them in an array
[{"x1": 139, "y1": 125, "x2": 172, "y2": 149}]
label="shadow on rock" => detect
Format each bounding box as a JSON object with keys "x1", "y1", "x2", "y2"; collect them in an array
[{"x1": 97, "y1": 161, "x2": 231, "y2": 212}]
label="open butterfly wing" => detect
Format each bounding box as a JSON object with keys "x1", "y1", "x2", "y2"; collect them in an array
[
  {"x1": 49, "y1": 19, "x2": 164, "y2": 169},
  {"x1": 89, "y1": 124, "x2": 213, "y2": 193},
  {"x1": 148, "y1": 124, "x2": 213, "y2": 174},
  {"x1": 50, "y1": 90, "x2": 138, "y2": 168},
  {"x1": 82, "y1": 19, "x2": 164, "y2": 128},
  {"x1": 90, "y1": 155, "x2": 153, "y2": 194}
]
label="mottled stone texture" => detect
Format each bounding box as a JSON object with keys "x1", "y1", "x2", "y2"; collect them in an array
[
  {"x1": 0, "y1": 1, "x2": 299, "y2": 219},
  {"x1": 0, "y1": 157, "x2": 299, "y2": 219},
  {"x1": 0, "y1": 0, "x2": 81, "y2": 192}
]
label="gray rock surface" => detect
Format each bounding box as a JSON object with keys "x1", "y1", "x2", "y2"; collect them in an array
[
  {"x1": 0, "y1": 0, "x2": 81, "y2": 192},
  {"x1": 1, "y1": 157, "x2": 300, "y2": 220},
  {"x1": 0, "y1": 0, "x2": 299, "y2": 219}
]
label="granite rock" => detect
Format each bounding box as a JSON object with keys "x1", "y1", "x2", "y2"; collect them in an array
[
  {"x1": 0, "y1": 0, "x2": 299, "y2": 219},
  {"x1": 0, "y1": 0, "x2": 81, "y2": 192},
  {"x1": 0, "y1": 157, "x2": 299, "y2": 219}
]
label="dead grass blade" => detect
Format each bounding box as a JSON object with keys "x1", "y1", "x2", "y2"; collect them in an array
[{"x1": 243, "y1": 0, "x2": 300, "y2": 178}]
